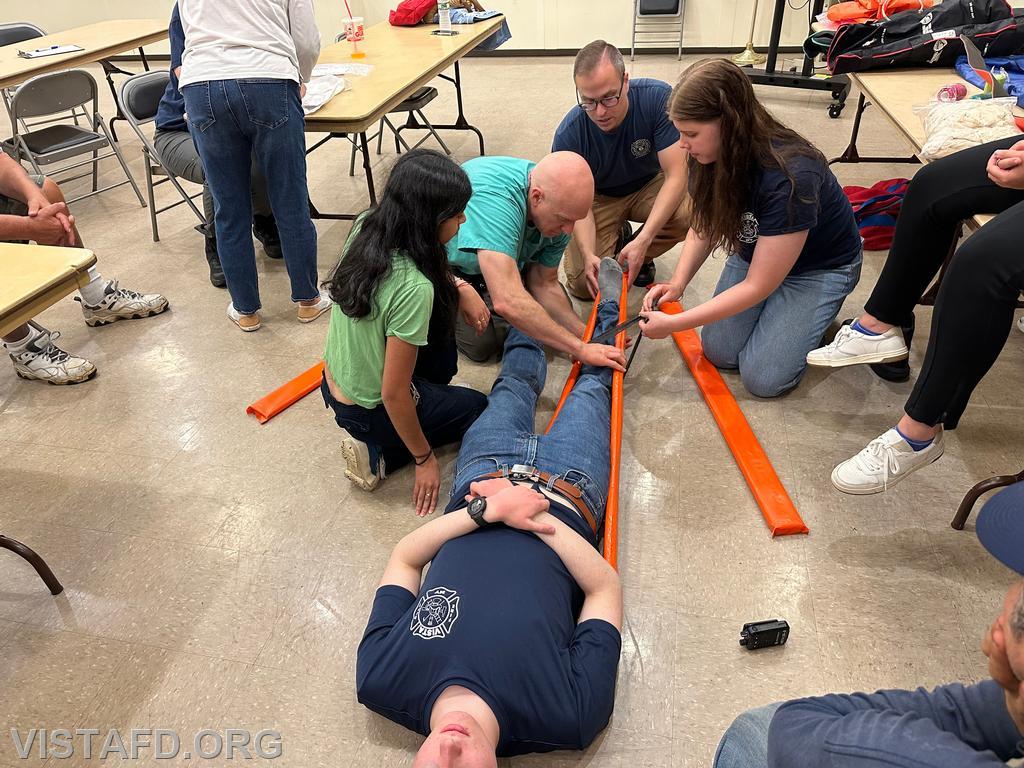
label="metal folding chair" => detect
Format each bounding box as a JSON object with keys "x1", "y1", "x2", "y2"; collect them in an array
[
  {"x1": 117, "y1": 70, "x2": 204, "y2": 241},
  {"x1": 3, "y1": 69, "x2": 145, "y2": 207},
  {"x1": 348, "y1": 86, "x2": 451, "y2": 176}
]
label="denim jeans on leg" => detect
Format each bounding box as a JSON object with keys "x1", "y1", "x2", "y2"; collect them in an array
[
  {"x1": 446, "y1": 300, "x2": 619, "y2": 544},
  {"x1": 701, "y1": 253, "x2": 862, "y2": 398},
  {"x1": 182, "y1": 79, "x2": 317, "y2": 314},
  {"x1": 713, "y1": 703, "x2": 782, "y2": 768}
]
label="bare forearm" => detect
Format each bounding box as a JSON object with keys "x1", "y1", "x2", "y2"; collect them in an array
[
  {"x1": 668, "y1": 231, "x2": 713, "y2": 291},
  {"x1": 0, "y1": 164, "x2": 40, "y2": 203},
  {"x1": 533, "y1": 512, "x2": 621, "y2": 600},
  {"x1": 674, "y1": 279, "x2": 768, "y2": 330},
  {"x1": 532, "y1": 282, "x2": 586, "y2": 337},
  {"x1": 572, "y1": 211, "x2": 599, "y2": 260},
  {"x1": 390, "y1": 508, "x2": 477, "y2": 573},
  {"x1": 638, "y1": 175, "x2": 687, "y2": 246},
  {"x1": 0, "y1": 215, "x2": 37, "y2": 241},
  {"x1": 381, "y1": 390, "x2": 430, "y2": 459},
  {"x1": 496, "y1": 289, "x2": 584, "y2": 356}
]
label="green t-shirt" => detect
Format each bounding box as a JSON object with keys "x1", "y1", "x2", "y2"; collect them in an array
[
  {"x1": 323, "y1": 239, "x2": 434, "y2": 409},
  {"x1": 445, "y1": 156, "x2": 570, "y2": 276}
]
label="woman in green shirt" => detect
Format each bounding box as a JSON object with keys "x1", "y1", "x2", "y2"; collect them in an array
[{"x1": 321, "y1": 150, "x2": 490, "y2": 516}]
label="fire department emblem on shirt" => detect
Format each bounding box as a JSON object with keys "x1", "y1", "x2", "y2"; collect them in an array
[
  {"x1": 410, "y1": 586, "x2": 460, "y2": 640},
  {"x1": 738, "y1": 212, "x2": 759, "y2": 244},
  {"x1": 631, "y1": 139, "x2": 652, "y2": 158}
]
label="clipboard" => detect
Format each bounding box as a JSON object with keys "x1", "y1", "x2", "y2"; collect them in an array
[{"x1": 17, "y1": 45, "x2": 84, "y2": 59}]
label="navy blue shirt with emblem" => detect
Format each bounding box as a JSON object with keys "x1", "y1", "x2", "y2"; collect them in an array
[
  {"x1": 735, "y1": 147, "x2": 861, "y2": 274},
  {"x1": 356, "y1": 505, "x2": 622, "y2": 757},
  {"x1": 154, "y1": 4, "x2": 187, "y2": 133},
  {"x1": 552, "y1": 78, "x2": 677, "y2": 197}
]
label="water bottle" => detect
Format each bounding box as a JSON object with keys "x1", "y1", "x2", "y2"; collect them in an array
[{"x1": 438, "y1": 0, "x2": 453, "y2": 34}]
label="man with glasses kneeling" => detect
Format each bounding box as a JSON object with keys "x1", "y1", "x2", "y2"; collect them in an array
[
  {"x1": 356, "y1": 259, "x2": 627, "y2": 766},
  {"x1": 553, "y1": 39, "x2": 690, "y2": 299}
]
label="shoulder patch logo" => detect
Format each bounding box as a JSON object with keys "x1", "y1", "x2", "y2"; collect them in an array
[
  {"x1": 410, "y1": 586, "x2": 460, "y2": 640},
  {"x1": 738, "y1": 212, "x2": 759, "y2": 244},
  {"x1": 631, "y1": 139, "x2": 652, "y2": 158}
]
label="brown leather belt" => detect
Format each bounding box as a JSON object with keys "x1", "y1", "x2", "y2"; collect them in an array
[{"x1": 479, "y1": 464, "x2": 597, "y2": 535}]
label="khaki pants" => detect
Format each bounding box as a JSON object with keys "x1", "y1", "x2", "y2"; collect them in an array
[{"x1": 563, "y1": 172, "x2": 690, "y2": 299}]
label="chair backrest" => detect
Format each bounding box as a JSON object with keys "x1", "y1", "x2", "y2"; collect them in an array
[
  {"x1": 118, "y1": 70, "x2": 169, "y2": 126},
  {"x1": 10, "y1": 70, "x2": 97, "y2": 122},
  {"x1": 0, "y1": 22, "x2": 45, "y2": 48}
]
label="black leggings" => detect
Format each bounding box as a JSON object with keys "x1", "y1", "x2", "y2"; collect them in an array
[{"x1": 864, "y1": 135, "x2": 1024, "y2": 429}]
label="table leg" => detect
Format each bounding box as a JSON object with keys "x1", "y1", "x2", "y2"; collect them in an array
[
  {"x1": 828, "y1": 92, "x2": 920, "y2": 166},
  {"x1": 0, "y1": 535, "x2": 63, "y2": 595},
  {"x1": 360, "y1": 131, "x2": 377, "y2": 205},
  {"x1": 139, "y1": 47, "x2": 150, "y2": 72},
  {"x1": 419, "y1": 61, "x2": 486, "y2": 156},
  {"x1": 306, "y1": 132, "x2": 375, "y2": 220}
]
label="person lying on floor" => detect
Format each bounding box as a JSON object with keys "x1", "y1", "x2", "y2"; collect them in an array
[{"x1": 355, "y1": 258, "x2": 627, "y2": 763}]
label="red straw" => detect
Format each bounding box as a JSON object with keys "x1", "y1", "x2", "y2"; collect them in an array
[{"x1": 343, "y1": 0, "x2": 354, "y2": 19}]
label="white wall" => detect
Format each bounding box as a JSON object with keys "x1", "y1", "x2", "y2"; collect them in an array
[{"x1": 12, "y1": 0, "x2": 815, "y2": 54}]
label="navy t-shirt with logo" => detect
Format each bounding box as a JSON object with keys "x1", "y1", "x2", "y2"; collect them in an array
[
  {"x1": 735, "y1": 149, "x2": 861, "y2": 274},
  {"x1": 355, "y1": 508, "x2": 622, "y2": 757},
  {"x1": 552, "y1": 78, "x2": 677, "y2": 197}
]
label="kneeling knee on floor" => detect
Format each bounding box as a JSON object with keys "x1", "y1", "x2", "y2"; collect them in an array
[{"x1": 740, "y1": 368, "x2": 798, "y2": 399}]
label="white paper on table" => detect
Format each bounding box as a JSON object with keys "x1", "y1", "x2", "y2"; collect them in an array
[
  {"x1": 312, "y1": 63, "x2": 373, "y2": 77},
  {"x1": 302, "y1": 75, "x2": 346, "y2": 115}
]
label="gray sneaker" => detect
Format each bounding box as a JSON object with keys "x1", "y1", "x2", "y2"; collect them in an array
[
  {"x1": 76, "y1": 280, "x2": 169, "y2": 327},
  {"x1": 597, "y1": 257, "x2": 624, "y2": 302},
  {"x1": 5, "y1": 330, "x2": 96, "y2": 385}
]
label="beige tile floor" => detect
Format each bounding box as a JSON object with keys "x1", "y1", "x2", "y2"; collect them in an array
[{"x1": 0, "y1": 53, "x2": 1021, "y2": 767}]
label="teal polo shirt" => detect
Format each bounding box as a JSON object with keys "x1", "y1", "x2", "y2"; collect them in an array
[{"x1": 446, "y1": 156, "x2": 570, "y2": 276}]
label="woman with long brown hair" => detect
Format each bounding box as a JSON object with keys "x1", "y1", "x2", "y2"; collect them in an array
[{"x1": 639, "y1": 58, "x2": 862, "y2": 398}]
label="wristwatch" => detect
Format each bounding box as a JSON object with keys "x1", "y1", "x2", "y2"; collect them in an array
[{"x1": 467, "y1": 496, "x2": 489, "y2": 527}]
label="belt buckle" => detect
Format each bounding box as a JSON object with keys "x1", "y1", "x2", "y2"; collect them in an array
[{"x1": 509, "y1": 463, "x2": 538, "y2": 481}]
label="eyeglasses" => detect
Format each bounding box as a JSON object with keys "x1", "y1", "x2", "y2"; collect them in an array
[{"x1": 577, "y1": 80, "x2": 624, "y2": 112}]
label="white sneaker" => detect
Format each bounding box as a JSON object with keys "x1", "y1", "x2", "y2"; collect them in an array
[
  {"x1": 806, "y1": 324, "x2": 909, "y2": 367},
  {"x1": 1017, "y1": 315, "x2": 1024, "y2": 334},
  {"x1": 76, "y1": 280, "x2": 169, "y2": 327},
  {"x1": 340, "y1": 430, "x2": 385, "y2": 491},
  {"x1": 5, "y1": 329, "x2": 96, "y2": 385},
  {"x1": 297, "y1": 290, "x2": 331, "y2": 324},
  {"x1": 831, "y1": 428, "x2": 944, "y2": 494}
]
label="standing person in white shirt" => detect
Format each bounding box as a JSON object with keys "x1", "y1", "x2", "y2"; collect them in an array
[{"x1": 178, "y1": 0, "x2": 325, "y2": 332}]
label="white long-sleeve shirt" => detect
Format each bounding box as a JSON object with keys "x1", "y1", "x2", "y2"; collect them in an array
[{"x1": 177, "y1": 0, "x2": 321, "y2": 88}]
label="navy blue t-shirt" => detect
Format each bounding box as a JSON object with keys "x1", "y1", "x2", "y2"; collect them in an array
[
  {"x1": 736, "y1": 148, "x2": 861, "y2": 274},
  {"x1": 355, "y1": 507, "x2": 621, "y2": 757},
  {"x1": 552, "y1": 78, "x2": 677, "y2": 198},
  {"x1": 154, "y1": 4, "x2": 187, "y2": 133}
]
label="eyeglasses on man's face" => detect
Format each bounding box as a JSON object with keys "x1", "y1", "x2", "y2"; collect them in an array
[{"x1": 577, "y1": 79, "x2": 624, "y2": 112}]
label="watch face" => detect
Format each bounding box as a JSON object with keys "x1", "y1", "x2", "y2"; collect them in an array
[{"x1": 469, "y1": 497, "x2": 485, "y2": 515}]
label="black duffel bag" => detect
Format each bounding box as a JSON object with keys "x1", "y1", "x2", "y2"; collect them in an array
[{"x1": 825, "y1": 0, "x2": 1024, "y2": 75}]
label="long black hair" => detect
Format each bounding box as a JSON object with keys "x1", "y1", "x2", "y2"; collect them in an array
[{"x1": 324, "y1": 149, "x2": 471, "y2": 332}]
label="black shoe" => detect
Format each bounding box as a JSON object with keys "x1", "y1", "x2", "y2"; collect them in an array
[
  {"x1": 614, "y1": 221, "x2": 634, "y2": 254},
  {"x1": 204, "y1": 236, "x2": 226, "y2": 288},
  {"x1": 839, "y1": 316, "x2": 913, "y2": 383},
  {"x1": 253, "y1": 214, "x2": 283, "y2": 259},
  {"x1": 633, "y1": 260, "x2": 656, "y2": 288}
]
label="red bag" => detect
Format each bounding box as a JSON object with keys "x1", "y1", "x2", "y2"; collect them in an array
[
  {"x1": 389, "y1": 0, "x2": 437, "y2": 26},
  {"x1": 843, "y1": 178, "x2": 910, "y2": 251}
]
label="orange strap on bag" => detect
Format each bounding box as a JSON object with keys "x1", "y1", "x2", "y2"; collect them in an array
[
  {"x1": 246, "y1": 362, "x2": 325, "y2": 424},
  {"x1": 659, "y1": 301, "x2": 808, "y2": 536}
]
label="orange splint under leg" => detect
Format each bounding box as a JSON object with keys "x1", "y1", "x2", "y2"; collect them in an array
[{"x1": 659, "y1": 300, "x2": 808, "y2": 537}]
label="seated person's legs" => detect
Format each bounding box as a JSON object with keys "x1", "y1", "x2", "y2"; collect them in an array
[
  {"x1": 454, "y1": 283, "x2": 510, "y2": 362},
  {"x1": 713, "y1": 703, "x2": 782, "y2": 768},
  {"x1": 626, "y1": 172, "x2": 691, "y2": 286},
  {"x1": 0, "y1": 168, "x2": 168, "y2": 384},
  {"x1": 808, "y1": 135, "x2": 1024, "y2": 377},
  {"x1": 832, "y1": 203, "x2": 1024, "y2": 493},
  {"x1": 562, "y1": 195, "x2": 631, "y2": 300}
]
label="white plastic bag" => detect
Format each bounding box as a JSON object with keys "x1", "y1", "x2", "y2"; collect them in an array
[{"x1": 915, "y1": 97, "x2": 1019, "y2": 160}]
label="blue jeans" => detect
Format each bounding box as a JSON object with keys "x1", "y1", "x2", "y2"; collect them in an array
[
  {"x1": 701, "y1": 253, "x2": 862, "y2": 398},
  {"x1": 445, "y1": 300, "x2": 620, "y2": 545},
  {"x1": 713, "y1": 703, "x2": 782, "y2": 768},
  {"x1": 183, "y1": 79, "x2": 318, "y2": 314}
]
